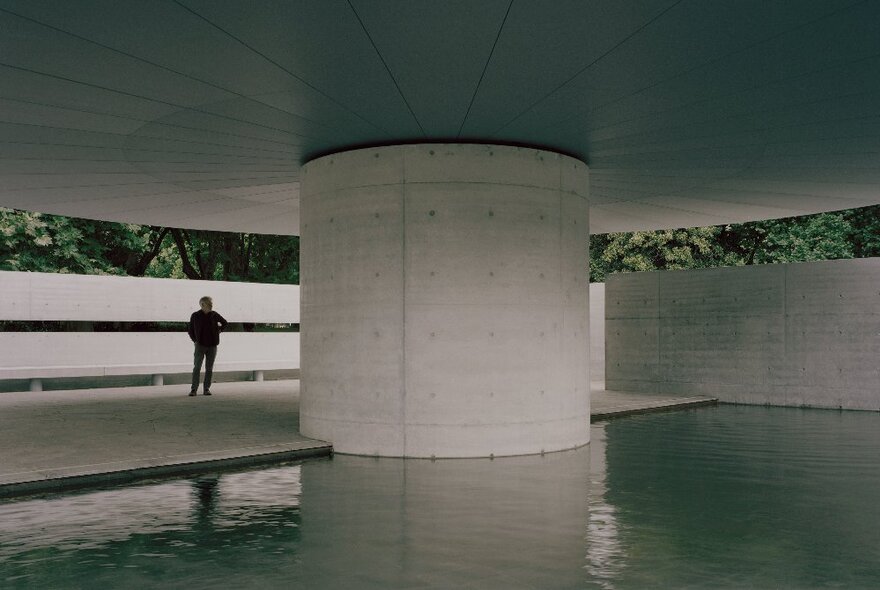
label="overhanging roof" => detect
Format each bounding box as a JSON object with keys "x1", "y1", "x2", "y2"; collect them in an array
[{"x1": 1, "y1": 0, "x2": 879, "y2": 235}]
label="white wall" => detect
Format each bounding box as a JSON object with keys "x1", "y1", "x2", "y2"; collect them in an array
[
  {"x1": 0, "y1": 271, "x2": 298, "y2": 323},
  {"x1": 0, "y1": 272, "x2": 300, "y2": 387},
  {"x1": 0, "y1": 332, "x2": 299, "y2": 377}
]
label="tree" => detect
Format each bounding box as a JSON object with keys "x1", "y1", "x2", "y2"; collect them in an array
[
  {"x1": 590, "y1": 206, "x2": 872, "y2": 281},
  {"x1": 165, "y1": 228, "x2": 299, "y2": 284},
  {"x1": 845, "y1": 204, "x2": 880, "y2": 258},
  {"x1": 590, "y1": 226, "x2": 737, "y2": 282},
  {"x1": 1, "y1": 207, "x2": 171, "y2": 276},
  {"x1": 719, "y1": 213, "x2": 853, "y2": 265}
]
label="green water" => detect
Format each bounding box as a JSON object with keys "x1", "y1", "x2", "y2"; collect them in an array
[{"x1": 1, "y1": 405, "x2": 879, "y2": 589}]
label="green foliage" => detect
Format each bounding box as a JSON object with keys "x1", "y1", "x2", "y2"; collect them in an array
[
  {"x1": 845, "y1": 205, "x2": 880, "y2": 258},
  {"x1": 3, "y1": 203, "x2": 878, "y2": 286},
  {"x1": 591, "y1": 205, "x2": 879, "y2": 282},
  {"x1": 590, "y1": 226, "x2": 739, "y2": 282},
  {"x1": 0, "y1": 207, "x2": 300, "y2": 284},
  {"x1": 1, "y1": 208, "x2": 123, "y2": 275}
]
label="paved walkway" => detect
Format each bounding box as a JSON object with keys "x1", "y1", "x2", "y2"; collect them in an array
[
  {"x1": 591, "y1": 385, "x2": 717, "y2": 421},
  {"x1": 0, "y1": 380, "x2": 715, "y2": 497},
  {"x1": 0, "y1": 380, "x2": 328, "y2": 497}
]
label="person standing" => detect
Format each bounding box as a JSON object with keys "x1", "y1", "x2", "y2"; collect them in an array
[{"x1": 188, "y1": 296, "x2": 228, "y2": 396}]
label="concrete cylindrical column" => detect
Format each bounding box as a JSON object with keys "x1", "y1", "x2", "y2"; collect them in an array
[{"x1": 300, "y1": 144, "x2": 590, "y2": 458}]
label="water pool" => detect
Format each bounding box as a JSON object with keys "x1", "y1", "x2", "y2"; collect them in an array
[{"x1": 2, "y1": 405, "x2": 879, "y2": 589}]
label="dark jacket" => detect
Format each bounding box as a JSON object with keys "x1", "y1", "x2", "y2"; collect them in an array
[{"x1": 189, "y1": 310, "x2": 228, "y2": 346}]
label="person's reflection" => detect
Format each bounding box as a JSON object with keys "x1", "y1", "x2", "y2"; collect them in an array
[{"x1": 192, "y1": 475, "x2": 219, "y2": 531}]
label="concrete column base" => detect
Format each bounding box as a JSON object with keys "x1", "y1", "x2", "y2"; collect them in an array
[
  {"x1": 29, "y1": 379, "x2": 43, "y2": 392},
  {"x1": 300, "y1": 144, "x2": 590, "y2": 458},
  {"x1": 253, "y1": 370, "x2": 264, "y2": 382},
  {"x1": 151, "y1": 374, "x2": 164, "y2": 387}
]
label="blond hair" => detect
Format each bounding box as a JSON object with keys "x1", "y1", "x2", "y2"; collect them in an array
[{"x1": 199, "y1": 296, "x2": 213, "y2": 308}]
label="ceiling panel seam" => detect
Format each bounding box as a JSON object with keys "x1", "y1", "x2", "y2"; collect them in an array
[
  {"x1": 456, "y1": 0, "x2": 513, "y2": 137},
  {"x1": 172, "y1": 0, "x2": 387, "y2": 135},
  {"x1": 538, "y1": 0, "x2": 872, "y2": 135},
  {"x1": 0, "y1": 140, "x2": 295, "y2": 162},
  {"x1": 0, "y1": 6, "x2": 354, "y2": 139},
  {"x1": 558, "y1": 54, "x2": 880, "y2": 140},
  {"x1": 0, "y1": 119, "x2": 301, "y2": 157},
  {"x1": 0, "y1": 62, "x2": 318, "y2": 149},
  {"x1": 345, "y1": 0, "x2": 426, "y2": 136},
  {"x1": 0, "y1": 93, "x2": 312, "y2": 149},
  {"x1": 491, "y1": 0, "x2": 687, "y2": 135}
]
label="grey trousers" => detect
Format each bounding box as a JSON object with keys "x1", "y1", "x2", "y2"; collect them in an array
[{"x1": 191, "y1": 343, "x2": 218, "y2": 392}]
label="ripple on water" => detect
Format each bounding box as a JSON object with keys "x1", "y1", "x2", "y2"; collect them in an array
[{"x1": 0, "y1": 406, "x2": 878, "y2": 589}]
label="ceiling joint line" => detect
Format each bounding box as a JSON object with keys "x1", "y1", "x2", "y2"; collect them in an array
[
  {"x1": 0, "y1": 61, "x2": 317, "y2": 153},
  {"x1": 346, "y1": 0, "x2": 426, "y2": 136},
  {"x1": 541, "y1": 0, "x2": 872, "y2": 136},
  {"x1": 0, "y1": 140, "x2": 295, "y2": 162},
  {"x1": 456, "y1": 0, "x2": 513, "y2": 138},
  {"x1": 171, "y1": 0, "x2": 387, "y2": 135},
  {"x1": 492, "y1": 0, "x2": 688, "y2": 135},
  {"x1": 579, "y1": 84, "x2": 880, "y2": 147},
  {"x1": 0, "y1": 93, "x2": 312, "y2": 150},
  {"x1": 0, "y1": 116, "x2": 303, "y2": 158},
  {"x1": 0, "y1": 7, "x2": 355, "y2": 140},
  {"x1": 0, "y1": 156, "x2": 291, "y2": 165},
  {"x1": 552, "y1": 51, "x2": 880, "y2": 143},
  {"x1": 7, "y1": 175, "x2": 299, "y2": 192},
  {"x1": 587, "y1": 111, "x2": 880, "y2": 156}
]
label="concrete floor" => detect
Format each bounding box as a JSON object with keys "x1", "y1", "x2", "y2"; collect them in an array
[{"x1": 0, "y1": 380, "x2": 715, "y2": 497}]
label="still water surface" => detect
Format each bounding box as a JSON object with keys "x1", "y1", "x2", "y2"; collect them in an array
[{"x1": 1, "y1": 405, "x2": 879, "y2": 589}]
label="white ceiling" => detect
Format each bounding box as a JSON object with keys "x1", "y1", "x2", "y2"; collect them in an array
[{"x1": 1, "y1": 0, "x2": 878, "y2": 234}]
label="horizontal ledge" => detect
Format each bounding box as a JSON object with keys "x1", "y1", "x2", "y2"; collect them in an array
[
  {"x1": 591, "y1": 397, "x2": 718, "y2": 422},
  {"x1": 0, "y1": 442, "x2": 331, "y2": 500},
  {"x1": 0, "y1": 362, "x2": 299, "y2": 379}
]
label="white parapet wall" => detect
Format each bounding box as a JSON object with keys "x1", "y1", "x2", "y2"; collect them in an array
[
  {"x1": 0, "y1": 332, "x2": 300, "y2": 378},
  {"x1": 605, "y1": 258, "x2": 880, "y2": 410},
  {"x1": 0, "y1": 271, "x2": 300, "y2": 390},
  {"x1": 0, "y1": 270, "x2": 298, "y2": 323}
]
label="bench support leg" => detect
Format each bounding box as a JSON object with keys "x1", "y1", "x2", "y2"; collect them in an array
[
  {"x1": 151, "y1": 374, "x2": 164, "y2": 387},
  {"x1": 252, "y1": 370, "x2": 264, "y2": 382},
  {"x1": 29, "y1": 379, "x2": 43, "y2": 392}
]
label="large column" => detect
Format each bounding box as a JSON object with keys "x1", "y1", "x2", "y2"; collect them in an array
[{"x1": 300, "y1": 144, "x2": 589, "y2": 457}]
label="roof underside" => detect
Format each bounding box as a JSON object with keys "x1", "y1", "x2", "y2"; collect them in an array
[{"x1": 1, "y1": 0, "x2": 879, "y2": 235}]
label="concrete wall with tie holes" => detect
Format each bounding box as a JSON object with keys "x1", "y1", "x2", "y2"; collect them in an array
[
  {"x1": 299, "y1": 143, "x2": 591, "y2": 457},
  {"x1": 605, "y1": 258, "x2": 880, "y2": 409}
]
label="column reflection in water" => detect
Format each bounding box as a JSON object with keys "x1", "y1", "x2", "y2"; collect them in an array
[
  {"x1": 3, "y1": 449, "x2": 614, "y2": 588},
  {"x1": 296, "y1": 449, "x2": 593, "y2": 588},
  {"x1": 585, "y1": 423, "x2": 626, "y2": 588}
]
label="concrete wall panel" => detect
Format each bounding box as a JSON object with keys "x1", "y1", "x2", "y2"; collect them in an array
[
  {"x1": 403, "y1": 182, "x2": 562, "y2": 306},
  {"x1": 589, "y1": 283, "x2": 605, "y2": 383},
  {"x1": 402, "y1": 144, "x2": 562, "y2": 188},
  {"x1": 606, "y1": 258, "x2": 880, "y2": 410}
]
